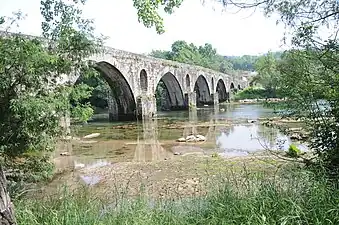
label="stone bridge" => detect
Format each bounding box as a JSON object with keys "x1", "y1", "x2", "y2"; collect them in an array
[
  {"x1": 79, "y1": 48, "x2": 248, "y2": 121},
  {"x1": 1, "y1": 31, "x2": 249, "y2": 121}
]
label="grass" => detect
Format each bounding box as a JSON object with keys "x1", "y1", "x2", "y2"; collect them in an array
[{"x1": 15, "y1": 166, "x2": 339, "y2": 225}]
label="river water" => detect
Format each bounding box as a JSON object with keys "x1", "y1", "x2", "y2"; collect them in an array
[{"x1": 54, "y1": 103, "x2": 307, "y2": 173}]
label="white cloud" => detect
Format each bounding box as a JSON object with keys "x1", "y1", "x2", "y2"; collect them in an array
[{"x1": 0, "y1": 0, "x2": 288, "y2": 56}]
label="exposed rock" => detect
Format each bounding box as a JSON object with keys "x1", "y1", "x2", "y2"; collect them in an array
[
  {"x1": 290, "y1": 133, "x2": 303, "y2": 140},
  {"x1": 78, "y1": 140, "x2": 98, "y2": 144},
  {"x1": 195, "y1": 134, "x2": 206, "y2": 141},
  {"x1": 176, "y1": 137, "x2": 186, "y2": 142},
  {"x1": 177, "y1": 134, "x2": 206, "y2": 142},
  {"x1": 74, "y1": 162, "x2": 85, "y2": 170},
  {"x1": 83, "y1": 133, "x2": 101, "y2": 139},
  {"x1": 172, "y1": 145, "x2": 204, "y2": 156},
  {"x1": 185, "y1": 135, "x2": 196, "y2": 142},
  {"x1": 60, "y1": 152, "x2": 70, "y2": 156}
]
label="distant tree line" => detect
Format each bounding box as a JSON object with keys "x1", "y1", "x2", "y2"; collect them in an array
[{"x1": 150, "y1": 40, "x2": 282, "y2": 73}]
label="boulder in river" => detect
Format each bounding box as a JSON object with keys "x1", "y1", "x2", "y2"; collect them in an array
[
  {"x1": 186, "y1": 135, "x2": 196, "y2": 142},
  {"x1": 176, "y1": 137, "x2": 186, "y2": 142},
  {"x1": 60, "y1": 152, "x2": 70, "y2": 156},
  {"x1": 195, "y1": 134, "x2": 206, "y2": 141},
  {"x1": 83, "y1": 133, "x2": 101, "y2": 139},
  {"x1": 177, "y1": 135, "x2": 206, "y2": 142}
]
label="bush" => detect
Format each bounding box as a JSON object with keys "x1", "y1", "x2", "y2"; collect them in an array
[
  {"x1": 233, "y1": 87, "x2": 268, "y2": 100},
  {"x1": 287, "y1": 144, "x2": 302, "y2": 158}
]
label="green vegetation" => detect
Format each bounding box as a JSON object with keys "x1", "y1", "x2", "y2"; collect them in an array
[
  {"x1": 15, "y1": 167, "x2": 339, "y2": 225},
  {"x1": 0, "y1": 0, "x2": 102, "y2": 195},
  {"x1": 287, "y1": 144, "x2": 302, "y2": 158},
  {"x1": 233, "y1": 87, "x2": 271, "y2": 100},
  {"x1": 226, "y1": 52, "x2": 282, "y2": 71},
  {"x1": 150, "y1": 41, "x2": 234, "y2": 74}
]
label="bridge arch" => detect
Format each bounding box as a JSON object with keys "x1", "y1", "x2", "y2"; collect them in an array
[
  {"x1": 194, "y1": 75, "x2": 212, "y2": 106},
  {"x1": 93, "y1": 61, "x2": 136, "y2": 121},
  {"x1": 155, "y1": 72, "x2": 185, "y2": 110},
  {"x1": 216, "y1": 79, "x2": 228, "y2": 102},
  {"x1": 140, "y1": 69, "x2": 148, "y2": 92},
  {"x1": 186, "y1": 74, "x2": 190, "y2": 90}
]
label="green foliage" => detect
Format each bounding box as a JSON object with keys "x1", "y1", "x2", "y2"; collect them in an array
[
  {"x1": 0, "y1": 0, "x2": 103, "y2": 186},
  {"x1": 278, "y1": 48, "x2": 339, "y2": 175},
  {"x1": 150, "y1": 41, "x2": 234, "y2": 73},
  {"x1": 254, "y1": 52, "x2": 281, "y2": 97},
  {"x1": 226, "y1": 55, "x2": 259, "y2": 71},
  {"x1": 15, "y1": 169, "x2": 339, "y2": 224},
  {"x1": 233, "y1": 87, "x2": 272, "y2": 100},
  {"x1": 75, "y1": 72, "x2": 112, "y2": 111},
  {"x1": 287, "y1": 144, "x2": 301, "y2": 158},
  {"x1": 132, "y1": 0, "x2": 184, "y2": 34}
]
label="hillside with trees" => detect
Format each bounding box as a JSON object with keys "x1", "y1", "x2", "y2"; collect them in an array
[{"x1": 150, "y1": 41, "x2": 282, "y2": 74}]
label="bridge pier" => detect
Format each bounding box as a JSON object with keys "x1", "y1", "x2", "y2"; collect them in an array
[
  {"x1": 212, "y1": 92, "x2": 219, "y2": 106},
  {"x1": 136, "y1": 94, "x2": 157, "y2": 120},
  {"x1": 188, "y1": 92, "x2": 197, "y2": 109},
  {"x1": 108, "y1": 95, "x2": 119, "y2": 122}
]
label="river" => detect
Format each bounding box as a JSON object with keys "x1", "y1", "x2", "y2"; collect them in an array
[{"x1": 54, "y1": 103, "x2": 307, "y2": 175}]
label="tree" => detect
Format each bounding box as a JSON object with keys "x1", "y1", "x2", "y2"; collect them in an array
[
  {"x1": 254, "y1": 52, "x2": 281, "y2": 97},
  {"x1": 150, "y1": 40, "x2": 234, "y2": 73},
  {"x1": 0, "y1": 0, "x2": 104, "y2": 223}
]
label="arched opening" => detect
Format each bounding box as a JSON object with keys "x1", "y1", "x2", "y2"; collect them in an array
[
  {"x1": 92, "y1": 61, "x2": 136, "y2": 121},
  {"x1": 194, "y1": 75, "x2": 212, "y2": 106},
  {"x1": 140, "y1": 69, "x2": 148, "y2": 92},
  {"x1": 156, "y1": 72, "x2": 185, "y2": 111},
  {"x1": 211, "y1": 77, "x2": 214, "y2": 92},
  {"x1": 216, "y1": 79, "x2": 228, "y2": 103},
  {"x1": 230, "y1": 82, "x2": 238, "y2": 95},
  {"x1": 186, "y1": 74, "x2": 190, "y2": 89},
  {"x1": 238, "y1": 84, "x2": 241, "y2": 90}
]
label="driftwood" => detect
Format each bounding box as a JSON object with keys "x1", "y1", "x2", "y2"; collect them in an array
[{"x1": 0, "y1": 166, "x2": 16, "y2": 225}]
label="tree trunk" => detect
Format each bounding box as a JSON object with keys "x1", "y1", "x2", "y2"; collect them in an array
[{"x1": 0, "y1": 166, "x2": 16, "y2": 225}]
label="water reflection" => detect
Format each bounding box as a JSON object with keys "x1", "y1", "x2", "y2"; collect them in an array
[
  {"x1": 133, "y1": 117, "x2": 171, "y2": 162},
  {"x1": 55, "y1": 103, "x2": 307, "y2": 171},
  {"x1": 216, "y1": 124, "x2": 308, "y2": 156}
]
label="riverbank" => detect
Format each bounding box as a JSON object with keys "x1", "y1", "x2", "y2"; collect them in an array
[{"x1": 15, "y1": 155, "x2": 339, "y2": 224}]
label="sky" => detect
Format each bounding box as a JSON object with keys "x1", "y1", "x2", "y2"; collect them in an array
[{"x1": 0, "y1": 0, "x2": 289, "y2": 56}]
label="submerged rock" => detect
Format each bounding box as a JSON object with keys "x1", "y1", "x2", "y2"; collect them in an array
[{"x1": 83, "y1": 133, "x2": 101, "y2": 139}]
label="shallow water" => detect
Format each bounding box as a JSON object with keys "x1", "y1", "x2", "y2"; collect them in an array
[{"x1": 54, "y1": 103, "x2": 306, "y2": 172}]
